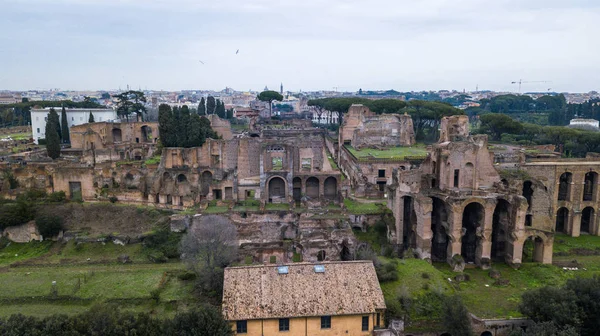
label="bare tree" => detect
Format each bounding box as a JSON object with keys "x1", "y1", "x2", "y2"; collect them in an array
[{"x1": 180, "y1": 215, "x2": 238, "y2": 296}]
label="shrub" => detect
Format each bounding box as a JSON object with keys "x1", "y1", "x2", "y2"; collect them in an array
[
  {"x1": 47, "y1": 191, "x2": 66, "y2": 203},
  {"x1": 35, "y1": 215, "x2": 64, "y2": 238},
  {"x1": 108, "y1": 196, "x2": 118, "y2": 203},
  {"x1": 176, "y1": 271, "x2": 197, "y2": 281},
  {"x1": 376, "y1": 260, "x2": 399, "y2": 282},
  {"x1": 0, "y1": 200, "x2": 36, "y2": 229}
]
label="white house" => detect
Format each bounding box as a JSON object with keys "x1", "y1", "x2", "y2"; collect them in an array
[{"x1": 31, "y1": 108, "x2": 118, "y2": 144}]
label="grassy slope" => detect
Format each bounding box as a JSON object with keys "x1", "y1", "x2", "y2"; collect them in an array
[
  {"x1": 345, "y1": 144, "x2": 428, "y2": 159},
  {"x1": 0, "y1": 241, "x2": 191, "y2": 318}
]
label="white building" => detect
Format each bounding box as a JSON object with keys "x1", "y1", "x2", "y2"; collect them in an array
[
  {"x1": 569, "y1": 118, "x2": 600, "y2": 129},
  {"x1": 312, "y1": 109, "x2": 339, "y2": 125},
  {"x1": 31, "y1": 108, "x2": 118, "y2": 144}
]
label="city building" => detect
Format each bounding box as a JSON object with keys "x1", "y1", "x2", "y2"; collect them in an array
[
  {"x1": 222, "y1": 261, "x2": 387, "y2": 336},
  {"x1": 30, "y1": 108, "x2": 118, "y2": 144}
]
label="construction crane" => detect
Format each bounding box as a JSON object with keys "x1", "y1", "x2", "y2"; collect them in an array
[{"x1": 511, "y1": 79, "x2": 552, "y2": 94}]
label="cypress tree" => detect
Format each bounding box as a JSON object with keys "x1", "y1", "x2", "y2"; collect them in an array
[
  {"x1": 88, "y1": 111, "x2": 95, "y2": 123},
  {"x1": 198, "y1": 97, "x2": 206, "y2": 115},
  {"x1": 60, "y1": 107, "x2": 70, "y2": 143},
  {"x1": 216, "y1": 100, "x2": 226, "y2": 118},
  {"x1": 206, "y1": 96, "x2": 216, "y2": 115},
  {"x1": 45, "y1": 108, "x2": 61, "y2": 159},
  {"x1": 158, "y1": 104, "x2": 175, "y2": 147},
  {"x1": 54, "y1": 109, "x2": 62, "y2": 142},
  {"x1": 226, "y1": 108, "x2": 234, "y2": 119},
  {"x1": 179, "y1": 105, "x2": 191, "y2": 147}
]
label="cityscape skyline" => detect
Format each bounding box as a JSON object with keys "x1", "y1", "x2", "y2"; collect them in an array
[{"x1": 1, "y1": 0, "x2": 599, "y2": 92}]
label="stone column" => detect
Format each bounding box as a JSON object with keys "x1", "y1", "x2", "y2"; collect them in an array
[
  {"x1": 477, "y1": 200, "x2": 496, "y2": 268},
  {"x1": 395, "y1": 196, "x2": 405, "y2": 246},
  {"x1": 570, "y1": 209, "x2": 581, "y2": 237},
  {"x1": 448, "y1": 205, "x2": 463, "y2": 261},
  {"x1": 415, "y1": 196, "x2": 433, "y2": 260}
]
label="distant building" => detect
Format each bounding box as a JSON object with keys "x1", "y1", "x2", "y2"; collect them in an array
[
  {"x1": 569, "y1": 118, "x2": 599, "y2": 129},
  {"x1": 30, "y1": 108, "x2": 118, "y2": 144},
  {"x1": 222, "y1": 261, "x2": 387, "y2": 335},
  {"x1": 0, "y1": 94, "x2": 20, "y2": 105}
]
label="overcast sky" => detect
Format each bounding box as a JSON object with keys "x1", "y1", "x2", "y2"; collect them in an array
[{"x1": 1, "y1": 0, "x2": 598, "y2": 93}]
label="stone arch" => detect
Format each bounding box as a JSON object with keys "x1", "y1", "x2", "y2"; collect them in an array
[
  {"x1": 481, "y1": 332, "x2": 493, "y2": 336},
  {"x1": 558, "y1": 172, "x2": 572, "y2": 201},
  {"x1": 141, "y1": 125, "x2": 152, "y2": 142},
  {"x1": 268, "y1": 176, "x2": 286, "y2": 202},
  {"x1": 324, "y1": 176, "x2": 337, "y2": 200},
  {"x1": 431, "y1": 197, "x2": 449, "y2": 262},
  {"x1": 583, "y1": 171, "x2": 597, "y2": 201},
  {"x1": 112, "y1": 128, "x2": 122, "y2": 142},
  {"x1": 317, "y1": 250, "x2": 326, "y2": 261},
  {"x1": 306, "y1": 176, "x2": 319, "y2": 199},
  {"x1": 402, "y1": 196, "x2": 417, "y2": 251},
  {"x1": 292, "y1": 177, "x2": 302, "y2": 201},
  {"x1": 201, "y1": 171, "x2": 212, "y2": 196},
  {"x1": 462, "y1": 202, "x2": 484, "y2": 263},
  {"x1": 177, "y1": 174, "x2": 188, "y2": 183},
  {"x1": 523, "y1": 232, "x2": 549, "y2": 263},
  {"x1": 581, "y1": 206, "x2": 594, "y2": 234},
  {"x1": 522, "y1": 181, "x2": 533, "y2": 210},
  {"x1": 492, "y1": 199, "x2": 510, "y2": 261},
  {"x1": 556, "y1": 207, "x2": 569, "y2": 233}
]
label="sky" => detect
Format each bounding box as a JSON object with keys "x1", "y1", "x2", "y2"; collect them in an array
[{"x1": 1, "y1": 0, "x2": 599, "y2": 93}]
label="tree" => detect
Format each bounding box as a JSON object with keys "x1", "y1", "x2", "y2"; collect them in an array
[
  {"x1": 88, "y1": 111, "x2": 95, "y2": 123},
  {"x1": 206, "y1": 96, "x2": 216, "y2": 115},
  {"x1": 519, "y1": 286, "x2": 581, "y2": 329},
  {"x1": 180, "y1": 215, "x2": 238, "y2": 297},
  {"x1": 216, "y1": 100, "x2": 226, "y2": 118},
  {"x1": 478, "y1": 113, "x2": 523, "y2": 141},
  {"x1": 35, "y1": 214, "x2": 64, "y2": 238},
  {"x1": 442, "y1": 295, "x2": 474, "y2": 336},
  {"x1": 257, "y1": 90, "x2": 283, "y2": 118},
  {"x1": 158, "y1": 104, "x2": 175, "y2": 147},
  {"x1": 509, "y1": 321, "x2": 579, "y2": 336},
  {"x1": 198, "y1": 97, "x2": 206, "y2": 115},
  {"x1": 60, "y1": 107, "x2": 70, "y2": 143},
  {"x1": 179, "y1": 105, "x2": 191, "y2": 147},
  {"x1": 113, "y1": 90, "x2": 147, "y2": 122},
  {"x1": 45, "y1": 108, "x2": 61, "y2": 159},
  {"x1": 226, "y1": 108, "x2": 234, "y2": 119},
  {"x1": 167, "y1": 306, "x2": 233, "y2": 336}
]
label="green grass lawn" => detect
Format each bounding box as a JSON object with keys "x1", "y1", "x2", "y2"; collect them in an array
[
  {"x1": 265, "y1": 203, "x2": 289, "y2": 211},
  {"x1": 345, "y1": 144, "x2": 428, "y2": 160},
  {"x1": 1, "y1": 132, "x2": 31, "y2": 141},
  {"x1": 203, "y1": 205, "x2": 229, "y2": 214},
  {"x1": 343, "y1": 198, "x2": 387, "y2": 214},
  {"x1": 0, "y1": 241, "x2": 54, "y2": 267}
]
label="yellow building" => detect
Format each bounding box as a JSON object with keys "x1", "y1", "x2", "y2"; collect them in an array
[{"x1": 222, "y1": 261, "x2": 387, "y2": 336}]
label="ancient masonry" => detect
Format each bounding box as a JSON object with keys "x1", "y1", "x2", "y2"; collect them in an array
[{"x1": 1, "y1": 110, "x2": 599, "y2": 267}]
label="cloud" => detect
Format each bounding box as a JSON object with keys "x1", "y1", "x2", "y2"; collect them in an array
[{"x1": 1, "y1": 0, "x2": 598, "y2": 91}]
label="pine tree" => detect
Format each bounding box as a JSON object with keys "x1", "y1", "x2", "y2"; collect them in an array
[
  {"x1": 45, "y1": 108, "x2": 61, "y2": 159},
  {"x1": 88, "y1": 111, "x2": 95, "y2": 123},
  {"x1": 60, "y1": 107, "x2": 70, "y2": 143},
  {"x1": 198, "y1": 97, "x2": 206, "y2": 115},
  {"x1": 207, "y1": 96, "x2": 216, "y2": 115}
]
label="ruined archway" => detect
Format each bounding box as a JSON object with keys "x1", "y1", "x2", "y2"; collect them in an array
[
  {"x1": 583, "y1": 172, "x2": 597, "y2": 201},
  {"x1": 558, "y1": 172, "x2": 572, "y2": 201},
  {"x1": 306, "y1": 177, "x2": 319, "y2": 199},
  {"x1": 581, "y1": 207, "x2": 594, "y2": 234},
  {"x1": 431, "y1": 197, "x2": 449, "y2": 262},
  {"x1": 201, "y1": 171, "x2": 212, "y2": 196},
  {"x1": 324, "y1": 176, "x2": 337, "y2": 200},
  {"x1": 141, "y1": 125, "x2": 152, "y2": 143},
  {"x1": 317, "y1": 250, "x2": 326, "y2": 261},
  {"x1": 461, "y1": 202, "x2": 484, "y2": 263},
  {"x1": 293, "y1": 177, "x2": 302, "y2": 201},
  {"x1": 402, "y1": 196, "x2": 417, "y2": 251},
  {"x1": 522, "y1": 181, "x2": 533, "y2": 211},
  {"x1": 177, "y1": 174, "x2": 187, "y2": 183},
  {"x1": 268, "y1": 177, "x2": 286, "y2": 202},
  {"x1": 340, "y1": 240, "x2": 352, "y2": 261},
  {"x1": 523, "y1": 234, "x2": 547, "y2": 263},
  {"x1": 463, "y1": 162, "x2": 474, "y2": 189},
  {"x1": 112, "y1": 128, "x2": 122, "y2": 142},
  {"x1": 555, "y1": 207, "x2": 569, "y2": 233},
  {"x1": 492, "y1": 199, "x2": 510, "y2": 261}
]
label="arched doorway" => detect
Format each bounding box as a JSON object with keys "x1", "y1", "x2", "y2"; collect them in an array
[
  {"x1": 402, "y1": 196, "x2": 417, "y2": 251},
  {"x1": 112, "y1": 128, "x2": 122, "y2": 142},
  {"x1": 141, "y1": 125, "x2": 152, "y2": 142},
  {"x1": 317, "y1": 250, "x2": 326, "y2": 261},
  {"x1": 292, "y1": 177, "x2": 302, "y2": 202},
  {"x1": 268, "y1": 177, "x2": 286, "y2": 202},
  {"x1": 481, "y1": 332, "x2": 493, "y2": 336},
  {"x1": 522, "y1": 181, "x2": 533, "y2": 211},
  {"x1": 177, "y1": 174, "x2": 187, "y2": 183},
  {"x1": 306, "y1": 177, "x2": 319, "y2": 199},
  {"x1": 523, "y1": 235, "x2": 546, "y2": 263},
  {"x1": 431, "y1": 197, "x2": 449, "y2": 262},
  {"x1": 581, "y1": 207, "x2": 594, "y2": 234},
  {"x1": 201, "y1": 171, "x2": 212, "y2": 196},
  {"x1": 463, "y1": 162, "x2": 474, "y2": 189},
  {"x1": 324, "y1": 177, "x2": 337, "y2": 200},
  {"x1": 340, "y1": 240, "x2": 352, "y2": 261},
  {"x1": 462, "y1": 202, "x2": 484, "y2": 263},
  {"x1": 583, "y1": 172, "x2": 597, "y2": 201},
  {"x1": 555, "y1": 207, "x2": 569, "y2": 233},
  {"x1": 492, "y1": 200, "x2": 510, "y2": 261},
  {"x1": 558, "y1": 172, "x2": 572, "y2": 201}
]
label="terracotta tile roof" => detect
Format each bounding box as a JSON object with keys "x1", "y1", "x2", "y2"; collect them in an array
[{"x1": 222, "y1": 261, "x2": 386, "y2": 321}]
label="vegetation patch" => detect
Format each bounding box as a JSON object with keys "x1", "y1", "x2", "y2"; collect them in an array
[
  {"x1": 345, "y1": 144, "x2": 428, "y2": 160},
  {"x1": 343, "y1": 198, "x2": 387, "y2": 214}
]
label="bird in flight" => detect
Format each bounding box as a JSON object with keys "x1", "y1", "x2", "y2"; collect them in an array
[
  {"x1": 236, "y1": 49, "x2": 239, "y2": 54},
  {"x1": 199, "y1": 60, "x2": 205, "y2": 64}
]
